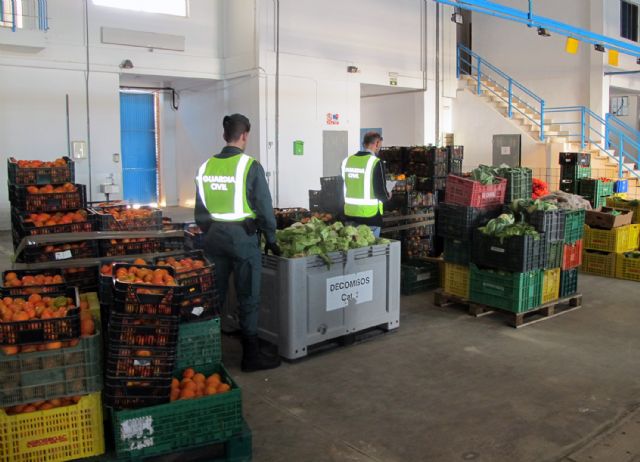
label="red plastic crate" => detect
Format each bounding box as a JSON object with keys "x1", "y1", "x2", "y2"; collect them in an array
[
  {"x1": 444, "y1": 175, "x2": 507, "y2": 207},
  {"x1": 562, "y1": 240, "x2": 583, "y2": 270}
]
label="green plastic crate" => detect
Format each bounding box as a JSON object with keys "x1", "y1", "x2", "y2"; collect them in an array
[
  {"x1": 111, "y1": 363, "x2": 243, "y2": 461},
  {"x1": 500, "y1": 167, "x2": 533, "y2": 203},
  {"x1": 401, "y1": 260, "x2": 439, "y2": 295},
  {"x1": 175, "y1": 317, "x2": 221, "y2": 375},
  {"x1": 579, "y1": 179, "x2": 614, "y2": 199},
  {"x1": 560, "y1": 268, "x2": 579, "y2": 297},
  {"x1": 560, "y1": 165, "x2": 591, "y2": 181},
  {"x1": 544, "y1": 240, "x2": 564, "y2": 269},
  {"x1": 469, "y1": 264, "x2": 543, "y2": 313},
  {"x1": 443, "y1": 238, "x2": 472, "y2": 265},
  {"x1": 0, "y1": 328, "x2": 102, "y2": 407},
  {"x1": 563, "y1": 209, "x2": 586, "y2": 243}
]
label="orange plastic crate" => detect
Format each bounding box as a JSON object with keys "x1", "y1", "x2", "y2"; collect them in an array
[{"x1": 562, "y1": 240, "x2": 583, "y2": 270}]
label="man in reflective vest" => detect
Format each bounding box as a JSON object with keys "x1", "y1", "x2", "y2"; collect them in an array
[
  {"x1": 195, "y1": 114, "x2": 281, "y2": 372},
  {"x1": 342, "y1": 131, "x2": 391, "y2": 237}
]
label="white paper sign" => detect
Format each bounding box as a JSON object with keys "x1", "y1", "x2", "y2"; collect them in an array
[
  {"x1": 501, "y1": 146, "x2": 511, "y2": 155},
  {"x1": 326, "y1": 271, "x2": 374, "y2": 311},
  {"x1": 191, "y1": 306, "x2": 204, "y2": 316},
  {"x1": 386, "y1": 180, "x2": 397, "y2": 192},
  {"x1": 55, "y1": 250, "x2": 73, "y2": 260},
  {"x1": 120, "y1": 416, "x2": 155, "y2": 450}
]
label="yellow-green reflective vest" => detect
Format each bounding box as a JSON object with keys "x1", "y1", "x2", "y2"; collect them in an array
[
  {"x1": 195, "y1": 153, "x2": 256, "y2": 222},
  {"x1": 341, "y1": 154, "x2": 383, "y2": 218}
]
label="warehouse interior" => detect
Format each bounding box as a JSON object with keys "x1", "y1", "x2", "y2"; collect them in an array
[{"x1": 1, "y1": 1, "x2": 640, "y2": 461}]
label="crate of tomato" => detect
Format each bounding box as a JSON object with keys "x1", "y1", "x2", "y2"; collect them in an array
[
  {"x1": 9, "y1": 183, "x2": 86, "y2": 212},
  {"x1": 7, "y1": 156, "x2": 75, "y2": 185}
]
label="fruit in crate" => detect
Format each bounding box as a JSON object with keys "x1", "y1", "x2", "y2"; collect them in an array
[
  {"x1": 101, "y1": 259, "x2": 148, "y2": 276},
  {"x1": 115, "y1": 266, "x2": 176, "y2": 286},
  {"x1": 100, "y1": 207, "x2": 155, "y2": 220},
  {"x1": 15, "y1": 158, "x2": 67, "y2": 169},
  {"x1": 0, "y1": 294, "x2": 75, "y2": 323},
  {"x1": 25, "y1": 183, "x2": 77, "y2": 194},
  {"x1": 4, "y1": 395, "x2": 83, "y2": 415},
  {"x1": 156, "y1": 256, "x2": 206, "y2": 273},
  {"x1": 3, "y1": 272, "x2": 63, "y2": 287},
  {"x1": 24, "y1": 210, "x2": 88, "y2": 227},
  {"x1": 42, "y1": 241, "x2": 90, "y2": 255},
  {"x1": 170, "y1": 368, "x2": 232, "y2": 401}
]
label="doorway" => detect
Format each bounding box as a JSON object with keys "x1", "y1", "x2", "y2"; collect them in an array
[{"x1": 119, "y1": 90, "x2": 159, "y2": 204}]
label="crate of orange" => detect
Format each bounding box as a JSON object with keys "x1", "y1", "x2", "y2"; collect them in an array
[
  {"x1": 0, "y1": 392, "x2": 104, "y2": 462},
  {"x1": 106, "y1": 345, "x2": 176, "y2": 380},
  {"x1": 2, "y1": 270, "x2": 66, "y2": 296},
  {"x1": 112, "y1": 263, "x2": 181, "y2": 316},
  {"x1": 111, "y1": 365, "x2": 242, "y2": 460},
  {"x1": 18, "y1": 240, "x2": 99, "y2": 264},
  {"x1": 0, "y1": 307, "x2": 100, "y2": 407},
  {"x1": 92, "y1": 204, "x2": 163, "y2": 231},
  {"x1": 0, "y1": 288, "x2": 81, "y2": 347},
  {"x1": 99, "y1": 237, "x2": 161, "y2": 257},
  {"x1": 109, "y1": 312, "x2": 179, "y2": 349},
  {"x1": 62, "y1": 266, "x2": 99, "y2": 293},
  {"x1": 7, "y1": 156, "x2": 75, "y2": 185},
  {"x1": 12, "y1": 209, "x2": 94, "y2": 240},
  {"x1": 9, "y1": 183, "x2": 86, "y2": 212},
  {"x1": 154, "y1": 250, "x2": 215, "y2": 296}
]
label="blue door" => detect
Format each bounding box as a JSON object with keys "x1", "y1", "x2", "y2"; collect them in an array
[{"x1": 120, "y1": 92, "x2": 158, "y2": 204}]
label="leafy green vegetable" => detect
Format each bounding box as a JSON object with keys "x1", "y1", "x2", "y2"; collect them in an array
[
  {"x1": 479, "y1": 213, "x2": 539, "y2": 241},
  {"x1": 273, "y1": 218, "x2": 389, "y2": 266}
]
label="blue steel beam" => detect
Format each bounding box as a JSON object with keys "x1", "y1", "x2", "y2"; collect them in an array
[{"x1": 435, "y1": 0, "x2": 640, "y2": 58}]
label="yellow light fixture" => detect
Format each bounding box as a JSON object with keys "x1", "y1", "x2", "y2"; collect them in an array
[
  {"x1": 565, "y1": 37, "x2": 579, "y2": 54},
  {"x1": 609, "y1": 49, "x2": 619, "y2": 66}
]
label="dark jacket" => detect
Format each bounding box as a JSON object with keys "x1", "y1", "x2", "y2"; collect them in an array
[
  {"x1": 344, "y1": 151, "x2": 390, "y2": 227},
  {"x1": 194, "y1": 146, "x2": 277, "y2": 244}
]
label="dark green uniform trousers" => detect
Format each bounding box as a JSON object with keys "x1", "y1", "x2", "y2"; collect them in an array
[{"x1": 203, "y1": 223, "x2": 261, "y2": 336}]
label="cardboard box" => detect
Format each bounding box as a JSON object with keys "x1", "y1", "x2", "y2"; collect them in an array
[{"x1": 585, "y1": 207, "x2": 634, "y2": 230}]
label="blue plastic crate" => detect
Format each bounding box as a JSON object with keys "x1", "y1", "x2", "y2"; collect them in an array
[{"x1": 614, "y1": 180, "x2": 628, "y2": 193}]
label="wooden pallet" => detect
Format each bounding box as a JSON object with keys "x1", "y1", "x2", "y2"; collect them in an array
[{"x1": 433, "y1": 289, "x2": 583, "y2": 328}]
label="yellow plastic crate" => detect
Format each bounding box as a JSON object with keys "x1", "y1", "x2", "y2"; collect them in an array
[
  {"x1": 615, "y1": 251, "x2": 640, "y2": 282},
  {"x1": 542, "y1": 268, "x2": 561, "y2": 304},
  {"x1": 583, "y1": 224, "x2": 640, "y2": 253},
  {"x1": 443, "y1": 263, "x2": 469, "y2": 299},
  {"x1": 0, "y1": 392, "x2": 104, "y2": 462},
  {"x1": 606, "y1": 197, "x2": 640, "y2": 224},
  {"x1": 581, "y1": 250, "x2": 617, "y2": 278}
]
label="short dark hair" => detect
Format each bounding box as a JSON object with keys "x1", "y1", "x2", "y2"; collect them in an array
[
  {"x1": 223, "y1": 114, "x2": 251, "y2": 142},
  {"x1": 363, "y1": 131, "x2": 382, "y2": 146}
]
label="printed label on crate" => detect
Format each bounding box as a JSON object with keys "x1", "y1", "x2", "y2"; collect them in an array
[
  {"x1": 482, "y1": 282, "x2": 505, "y2": 292},
  {"x1": 417, "y1": 272, "x2": 432, "y2": 282},
  {"x1": 490, "y1": 246, "x2": 506, "y2": 253},
  {"x1": 55, "y1": 250, "x2": 73, "y2": 260},
  {"x1": 120, "y1": 416, "x2": 155, "y2": 450},
  {"x1": 191, "y1": 306, "x2": 204, "y2": 316},
  {"x1": 326, "y1": 270, "x2": 374, "y2": 311},
  {"x1": 22, "y1": 433, "x2": 69, "y2": 452}
]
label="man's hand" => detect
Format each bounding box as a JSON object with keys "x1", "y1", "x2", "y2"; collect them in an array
[{"x1": 264, "y1": 241, "x2": 281, "y2": 256}]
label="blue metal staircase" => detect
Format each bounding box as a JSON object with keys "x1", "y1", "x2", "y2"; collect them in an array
[{"x1": 457, "y1": 44, "x2": 640, "y2": 185}]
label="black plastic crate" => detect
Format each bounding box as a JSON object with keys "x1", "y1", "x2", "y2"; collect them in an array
[
  {"x1": 448, "y1": 158, "x2": 463, "y2": 176},
  {"x1": 177, "y1": 290, "x2": 219, "y2": 322},
  {"x1": 309, "y1": 190, "x2": 322, "y2": 212},
  {"x1": 104, "y1": 376, "x2": 171, "y2": 410},
  {"x1": 560, "y1": 268, "x2": 579, "y2": 297},
  {"x1": 113, "y1": 289, "x2": 181, "y2": 317},
  {"x1": 559, "y1": 152, "x2": 590, "y2": 167},
  {"x1": 7, "y1": 157, "x2": 75, "y2": 185},
  {"x1": 560, "y1": 165, "x2": 591, "y2": 181},
  {"x1": 560, "y1": 179, "x2": 579, "y2": 194},
  {"x1": 527, "y1": 209, "x2": 566, "y2": 241},
  {"x1": 99, "y1": 238, "x2": 161, "y2": 257},
  {"x1": 153, "y1": 250, "x2": 215, "y2": 295},
  {"x1": 106, "y1": 345, "x2": 176, "y2": 379},
  {"x1": 0, "y1": 288, "x2": 80, "y2": 346},
  {"x1": 544, "y1": 239, "x2": 564, "y2": 269},
  {"x1": 407, "y1": 162, "x2": 448, "y2": 177},
  {"x1": 18, "y1": 240, "x2": 98, "y2": 264},
  {"x1": 437, "y1": 203, "x2": 501, "y2": 240},
  {"x1": 378, "y1": 146, "x2": 405, "y2": 162},
  {"x1": 2, "y1": 268, "x2": 66, "y2": 296},
  {"x1": 401, "y1": 260, "x2": 440, "y2": 295},
  {"x1": 579, "y1": 179, "x2": 615, "y2": 199},
  {"x1": 93, "y1": 205, "x2": 163, "y2": 231},
  {"x1": 408, "y1": 146, "x2": 447, "y2": 164},
  {"x1": 443, "y1": 238, "x2": 472, "y2": 265},
  {"x1": 415, "y1": 177, "x2": 447, "y2": 192},
  {"x1": 108, "y1": 312, "x2": 179, "y2": 348},
  {"x1": 9, "y1": 184, "x2": 87, "y2": 212},
  {"x1": 62, "y1": 266, "x2": 99, "y2": 292},
  {"x1": 472, "y1": 230, "x2": 545, "y2": 272},
  {"x1": 12, "y1": 209, "x2": 95, "y2": 243}
]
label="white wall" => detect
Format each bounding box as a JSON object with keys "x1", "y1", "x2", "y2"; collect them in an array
[
  {"x1": 610, "y1": 89, "x2": 639, "y2": 131},
  {"x1": 361, "y1": 91, "x2": 425, "y2": 146}
]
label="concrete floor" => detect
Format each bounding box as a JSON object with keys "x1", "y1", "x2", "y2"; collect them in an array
[{"x1": 3, "y1": 220, "x2": 640, "y2": 462}]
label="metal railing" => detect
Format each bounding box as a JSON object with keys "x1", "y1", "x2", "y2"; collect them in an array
[{"x1": 457, "y1": 44, "x2": 546, "y2": 140}]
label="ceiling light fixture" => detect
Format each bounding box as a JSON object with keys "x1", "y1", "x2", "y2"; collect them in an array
[
  {"x1": 119, "y1": 59, "x2": 134, "y2": 69},
  {"x1": 537, "y1": 27, "x2": 550, "y2": 37},
  {"x1": 594, "y1": 44, "x2": 605, "y2": 52}
]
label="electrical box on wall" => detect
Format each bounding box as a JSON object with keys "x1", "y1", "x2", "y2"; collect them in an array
[
  {"x1": 293, "y1": 140, "x2": 304, "y2": 156},
  {"x1": 72, "y1": 141, "x2": 87, "y2": 159}
]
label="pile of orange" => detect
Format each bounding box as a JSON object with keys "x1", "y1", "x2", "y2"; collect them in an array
[
  {"x1": 24, "y1": 210, "x2": 87, "y2": 228},
  {"x1": 0, "y1": 294, "x2": 75, "y2": 323},
  {"x1": 26, "y1": 183, "x2": 77, "y2": 195},
  {"x1": 3, "y1": 272, "x2": 63, "y2": 288},
  {"x1": 100, "y1": 259, "x2": 148, "y2": 276},
  {"x1": 15, "y1": 158, "x2": 67, "y2": 169},
  {"x1": 100, "y1": 207, "x2": 155, "y2": 220},
  {"x1": 4, "y1": 395, "x2": 83, "y2": 415},
  {"x1": 115, "y1": 265, "x2": 176, "y2": 286},
  {"x1": 109, "y1": 238, "x2": 151, "y2": 245},
  {"x1": 156, "y1": 256, "x2": 206, "y2": 273},
  {"x1": 170, "y1": 368, "x2": 231, "y2": 401}
]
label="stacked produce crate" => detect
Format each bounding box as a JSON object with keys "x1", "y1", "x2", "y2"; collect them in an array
[
  {"x1": 7, "y1": 157, "x2": 97, "y2": 265},
  {"x1": 582, "y1": 207, "x2": 640, "y2": 281},
  {"x1": 308, "y1": 176, "x2": 344, "y2": 216},
  {"x1": 559, "y1": 152, "x2": 591, "y2": 195},
  {"x1": 102, "y1": 252, "x2": 250, "y2": 460},
  {"x1": 0, "y1": 271, "x2": 105, "y2": 461}
]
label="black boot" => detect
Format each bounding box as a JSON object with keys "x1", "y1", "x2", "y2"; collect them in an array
[{"x1": 241, "y1": 335, "x2": 281, "y2": 372}]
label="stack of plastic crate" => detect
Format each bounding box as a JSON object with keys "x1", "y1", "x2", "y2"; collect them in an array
[{"x1": 558, "y1": 152, "x2": 591, "y2": 194}]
